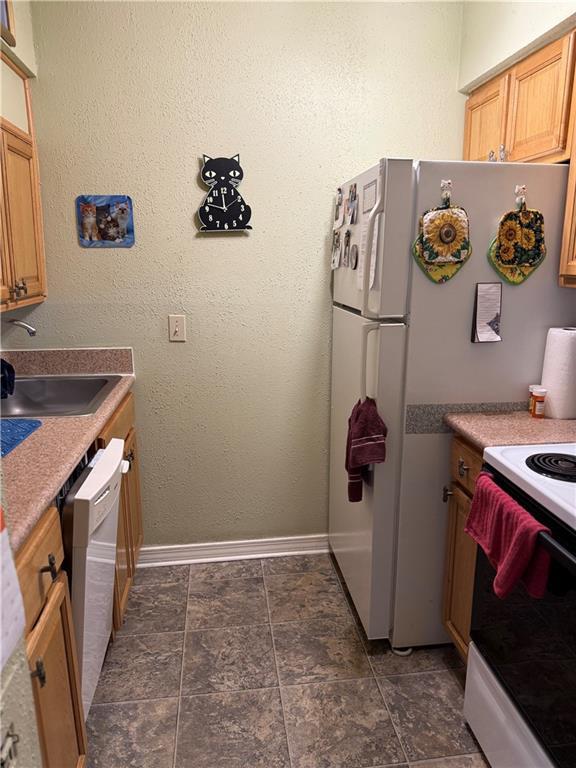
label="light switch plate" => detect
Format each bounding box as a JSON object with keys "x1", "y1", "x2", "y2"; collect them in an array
[{"x1": 168, "y1": 314, "x2": 186, "y2": 342}]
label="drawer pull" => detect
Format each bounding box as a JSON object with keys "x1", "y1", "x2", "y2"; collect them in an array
[
  {"x1": 458, "y1": 458, "x2": 469, "y2": 477},
  {"x1": 443, "y1": 485, "x2": 454, "y2": 503},
  {"x1": 31, "y1": 658, "x2": 46, "y2": 687},
  {"x1": 39, "y1": 553, "x2": 57, "y2": 582}
]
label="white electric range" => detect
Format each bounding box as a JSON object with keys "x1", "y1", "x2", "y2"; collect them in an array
[
  {"x1": 483, "y1": 442, "x2": 576, "y2": 529},
  {"x1": 465, "y1": 441, "x2": 576, "y2": 768}
]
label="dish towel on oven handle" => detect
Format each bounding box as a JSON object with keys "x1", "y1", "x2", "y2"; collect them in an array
[
  {"x1": 465, "y1": 471, "x2": 551, "y2": 599},
  {"x1": 345, "y1": 398, "x2": 387, "y2": 503}
]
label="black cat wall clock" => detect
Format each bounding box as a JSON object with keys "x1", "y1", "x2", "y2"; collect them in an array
[{"x1": 197, "y1": 154, "x2": 252, "y2": 232}]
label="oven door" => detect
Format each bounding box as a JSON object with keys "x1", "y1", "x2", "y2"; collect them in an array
[{"x1": 469, "y1": 478, "x2": 576, "y2": 768}]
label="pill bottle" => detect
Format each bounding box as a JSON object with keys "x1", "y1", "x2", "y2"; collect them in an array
[
  {"x1": 530, "y1": 387, "x2": 547, "y2": 419},
  {"x1": 528, "y1": 384, "x2": 540, "y2": 411}
]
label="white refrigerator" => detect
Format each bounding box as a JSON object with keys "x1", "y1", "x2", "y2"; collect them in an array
[{"x1": 329, "y1": 158, "x2": 575, "y2": 649}]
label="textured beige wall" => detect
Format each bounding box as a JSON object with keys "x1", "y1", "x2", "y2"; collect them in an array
[
  {"x1": 459, "y1": 1, "x2": 576, "y2": 90},
  {"x1": 4, "y1": 2, "x2": 465, "y2": 546}
]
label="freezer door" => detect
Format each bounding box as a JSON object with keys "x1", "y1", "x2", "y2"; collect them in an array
[
  {"x1": 406, "y1": 160, "x2": 573, "y2": 405},
  {"x1": 332, "y1": 159, "x2": 414, "y2": 318},
  {"x1": 328, "y1": 306, "x2": 407, "y2": 639}
]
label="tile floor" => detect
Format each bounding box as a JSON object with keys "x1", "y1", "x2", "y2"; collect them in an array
[{"x1": 86, "y1": 554, "x2": 488, "y2": 768}]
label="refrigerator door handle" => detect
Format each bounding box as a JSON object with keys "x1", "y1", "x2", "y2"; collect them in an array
[
  {"x1": 360, "y1": 322, "x2": 380, "y2": 400},
  {"x1": 362, "y1": 161, "x2": 386, "y2": 318}
]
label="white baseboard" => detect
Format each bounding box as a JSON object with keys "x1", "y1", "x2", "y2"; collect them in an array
[{"x1": 137, "y1": 533, "x2": 330, "y2": 567}]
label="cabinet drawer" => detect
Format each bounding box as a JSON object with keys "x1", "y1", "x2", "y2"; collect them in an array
[
  {"x1": 451, "y1": 437, "x2": 483, "y2": 495},
  {"x1": 15, "y1": 506, "x2": 64, "y2": 633},
  {"x1": 98, "y1": 391, "x2": 135, "y2": 445}
]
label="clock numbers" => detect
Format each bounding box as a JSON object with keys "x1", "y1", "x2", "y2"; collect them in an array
[{"x1": 199, "y1": 155, "x2": 251, "y2": 231}]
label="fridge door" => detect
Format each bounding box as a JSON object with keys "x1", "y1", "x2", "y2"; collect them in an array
[
  {"x1": 332, "y1": 159, "x2": 415, "y2": 319},
  {"x1": 405, "y1": 160, "x2": 573, "y2": 406},
  {"x1": 328, "y1": 306, "x2": 407, "y2": 639}
]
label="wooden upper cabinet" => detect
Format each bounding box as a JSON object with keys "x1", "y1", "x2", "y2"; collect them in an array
[
  {"x1": 0, "y1": 167, "x2": 13, "y2": 304},
  {"x1": 0, "y1": 52, "x2": 47, "y2": 311},
  {"x1": 560, "y1": 89, "x2": 576, "y2": 287},
  {"x1": 506, "y1": 33, "x2": 576, "y2": 162},
  {"x1": 2, "y1": 127, "x2": 46, "y2": 300},
  {"x1": 463, "y1": 73, "x2": 510, "y2": 161},
  {"x1": 463, "y1": 31, "x2": 576, "y2": 164}
]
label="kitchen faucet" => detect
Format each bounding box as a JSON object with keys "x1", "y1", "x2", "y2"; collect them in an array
[{"x1": 8, "y1": 320, "x2": 37, "y2": 336}]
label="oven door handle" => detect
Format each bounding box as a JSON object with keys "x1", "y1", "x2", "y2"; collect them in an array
[{"x1": 539, "y1": 532, "x2": 576, "y2": 576}]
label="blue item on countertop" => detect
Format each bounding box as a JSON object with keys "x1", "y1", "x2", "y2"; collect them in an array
[
  {"x1": 1, "y1": 418, "x2": 42, "y2": 457},
  {"x1": 1, "y1": 358, "x2": 15, "y2": 399}
]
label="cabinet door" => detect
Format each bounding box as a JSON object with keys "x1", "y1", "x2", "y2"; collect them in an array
[
  {"x1": 463, "y1": 73, "x2": 510, "y2": 161},
  {"x1": 506, "y1": 33, "x2": 576, "y2": 162},
  {"x1": 113, "y1": 483, "x2": 132, "y2": 630},
  {"x1": 26, "y1": 574, "x2": 86, "y2": 768},
  {"x1": 560, "y1": 93, "x2": 576, "y2": 287},
  {"x1": 443, "y1": 485, "x2": 477, "y2": 661},
  {"x1": 98, "y1": 392, "x2": 140, "y2": 629},
  {"x1": 1, "y1": 125, "x2": 46, "y2": 301},
  {"x1": 0, "y1": 164, "x2": 14, "y2": 305},
  {"x1": 125, "y1": 427, "x2": 143, "y2": 567}
]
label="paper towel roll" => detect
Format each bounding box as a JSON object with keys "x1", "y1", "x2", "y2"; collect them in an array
[{"x1": 541, "y1": 327, "x2": 576, "y2": 419}]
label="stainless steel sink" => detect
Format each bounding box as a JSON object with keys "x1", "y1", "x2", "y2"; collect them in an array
[{"x1": 1, "y1": 375, "x2": 122, "y2": 418}]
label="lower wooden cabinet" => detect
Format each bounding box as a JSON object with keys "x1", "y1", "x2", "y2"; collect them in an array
[
  {"x1": 97, "y1": 392, "x2": 143, "y2": 630},
  {"x1": 25, "y1": 573, "x2": 87, "y2": 768},
  {"x1": 14, "y1": 391, "x2": 143, "y2": 764},
  {"x1": 443, "y1": 436, "x2": 482, "y2": 661},
  {"x1": 443, "y1": 485, "x2": 477, "y2": 660},
  {"x1": 113, "y1": 484, "x2": 132, "y2": 630},
  {"x1": 124, "y1": 427, "x2": 143, "y2": 567}
]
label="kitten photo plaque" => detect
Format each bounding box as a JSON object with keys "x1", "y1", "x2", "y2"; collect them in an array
[
  {"x1": 197, "y1": 154, "x2": 252, "y2": 232},
  {"x1": 76, "y1": 195, "x2": 135, "y2": 247}
]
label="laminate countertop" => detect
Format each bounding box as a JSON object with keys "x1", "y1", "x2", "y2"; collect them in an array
[
  {"x1": 2, "y1": 374, "x2": 134, "y2": 554},
  {"x1": 444, "y1": 410, "x2": 576, "y2": 452}
]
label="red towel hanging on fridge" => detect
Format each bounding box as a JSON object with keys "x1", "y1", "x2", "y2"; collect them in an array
[{"x1": 345, "y1": 398, "x2": 388, "y2": 502}]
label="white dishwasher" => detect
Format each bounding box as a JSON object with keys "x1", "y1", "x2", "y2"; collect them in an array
[{"x1": 62, "y1": 438, "x2": 128, "y2": 718}]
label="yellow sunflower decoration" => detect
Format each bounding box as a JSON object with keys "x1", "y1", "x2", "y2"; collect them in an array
[
  {"x1": 488, "y1": 205, "x2": 546, "y2": 285},
  {"x1": 413, "y1": 204, "x2": 471, "y2": 284}
]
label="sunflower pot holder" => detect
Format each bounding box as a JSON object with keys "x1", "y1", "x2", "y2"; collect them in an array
[
  {"x1": 412, "y1": 184, "x2": 471, "y2": 284},
  {"x1": 488, "y1": 195, "x2": 546, "y2": 285}
]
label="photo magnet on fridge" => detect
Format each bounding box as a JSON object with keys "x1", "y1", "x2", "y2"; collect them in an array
[
  {"x1": 76, "y1": 195, "x2": 134, "y2": 248},
  {"x1": 197, "y1": 154, "x2": 252, "y2": 232}
]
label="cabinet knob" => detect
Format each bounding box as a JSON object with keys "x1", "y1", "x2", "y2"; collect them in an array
[
  {"x1": 126, "y1": 449, "x2": 135, "y2": 469},
  {"x1": 40, "y1": 553, "x2": 58, "y2": 582},
  {"x1": 443, "y1": 485, "x2": 454, "y2": 503},
  {"x1": 31, "y1": 658, "x2": 46, "y2": 687},
  {"x1": 458, "y1": 458, "x2": 469, "y2": 477}
]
